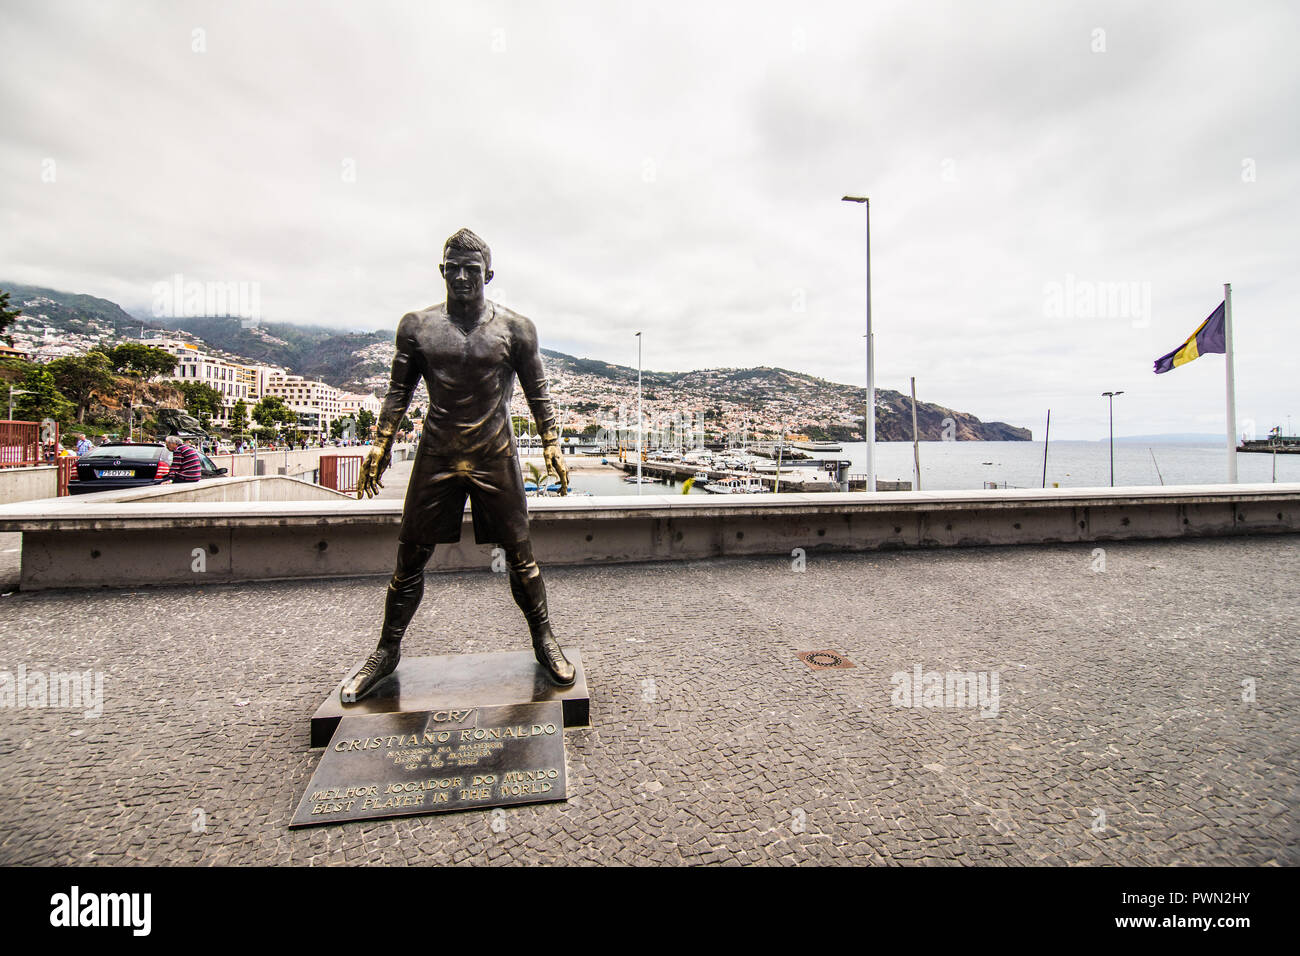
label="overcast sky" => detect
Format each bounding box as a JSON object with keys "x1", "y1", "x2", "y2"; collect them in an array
[{"x1": 3, "y1": 0, "x2": 1297, "y2": 439}]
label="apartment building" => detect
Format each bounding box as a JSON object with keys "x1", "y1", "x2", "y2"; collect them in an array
[
  {"x1": 265, "y1": 372, "x2": 342, "y2": 437},
  {"x1": 146, "y1": 338, "x2": 252, "y2": 427}
]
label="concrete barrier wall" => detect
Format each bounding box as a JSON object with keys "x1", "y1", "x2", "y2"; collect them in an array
[
  {"x1": 4, "y1": 483, "x2": 1297, "y2": 590},
  {"x1": 0, "y1": 465, "x2": 58, "y2": 505},
  {"x1": 210, "y1": 443, "x2": 414, "y2": 478},
  {"x1": 67, "y1": 475, "x2": 353, "y2": 504}
]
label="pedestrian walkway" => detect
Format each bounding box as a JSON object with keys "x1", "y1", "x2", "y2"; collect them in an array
[{"x1": 0, "y1": 535, "x2": 1294, "y2": 865}]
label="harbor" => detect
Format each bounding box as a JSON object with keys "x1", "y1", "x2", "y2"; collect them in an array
[
  {"x1": 512, "y1": 434, "x2": 1300, "y2": 499},
  {"x1": 1238, "y1": 428, "x2": 1300, "y2": 454}
]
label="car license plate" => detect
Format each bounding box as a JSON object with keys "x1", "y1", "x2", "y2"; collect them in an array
[{"x1": 96, "y1": 469, "x2": 134, "y2": 477}]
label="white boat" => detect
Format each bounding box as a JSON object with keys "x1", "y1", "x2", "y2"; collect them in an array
[
  {"x1": 703, "y1": 476, "x2": 769, "y2": 494},
  {"x1": 719, "y1": 454, "x2": 762, "y2": 471},
  {"x1": 517, "y1": 434, "x2": 600, "y2": 456}
]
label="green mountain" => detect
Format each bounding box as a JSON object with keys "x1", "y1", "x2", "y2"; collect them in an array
[
  {"x1": 4, "y1": 283, "x2": 139, "y2": 334},
  {"x1": 1, "y1": 283, "x2": 1031, "y2": 440},
  {"x1": 146, "y1": 315, "x2": 391, "y2": 383},
  {"x1": 536, "y1": 352, "x2": 1031, "y2": 441},
  {"x1": 2, "y1": 285, "x2": 393, "y2": 389}
]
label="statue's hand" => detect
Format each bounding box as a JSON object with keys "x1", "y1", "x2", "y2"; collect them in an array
[
  {"x1": 356, "y1": 448, "x2": 390, "y2": 499},
  {"x1": 543, "y1": 443, "x2": 570, "y2": 496}
]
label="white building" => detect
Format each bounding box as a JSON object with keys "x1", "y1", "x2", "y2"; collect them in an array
[
  {"x1": 146, "y1": 338, "x2": 253, "y2": 428},
  {"x1": 265, "y1": 372, "x2": 342, "y2": 437},
  {"x1": 338, "y1": 391, "x2": 383, "y2": 418},
  {"x1": 242, "y1": 364, "x2": 283, "y2": 403}
]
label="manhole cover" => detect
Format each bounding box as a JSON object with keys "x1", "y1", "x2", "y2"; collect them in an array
[{"x1": 797, "y1": 650, "x2": 855, "y2": 670}]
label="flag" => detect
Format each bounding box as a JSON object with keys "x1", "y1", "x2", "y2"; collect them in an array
[{"x1": 1153, "y1": 301, "x2": 1226, "y2": 373}]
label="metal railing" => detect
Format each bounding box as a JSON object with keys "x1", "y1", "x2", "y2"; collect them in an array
[
  {"x1": 58, "y1": 456, "x2": 78, "y2": 496},
  {"x1": 0, "y1": 420, "x2": 42, "y2": 467},
  {"x1": 319, "y1": 455, "x2": 362, "y2": 493}
]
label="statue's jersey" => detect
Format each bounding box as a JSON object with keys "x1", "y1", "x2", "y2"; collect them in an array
[{"x1": 380, "y1": 301, "x2": 557, "y2": 460}]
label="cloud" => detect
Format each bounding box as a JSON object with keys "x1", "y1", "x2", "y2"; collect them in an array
[{"x1": 1, "y1": 0, "x2": 1296, "y2": 438}]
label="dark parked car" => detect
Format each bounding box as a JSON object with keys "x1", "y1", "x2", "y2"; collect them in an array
[{"x1": 68, "y1": 441, "x2": 228, "y2": 495}]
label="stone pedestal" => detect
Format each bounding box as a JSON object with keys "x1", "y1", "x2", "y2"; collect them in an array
[{"x1": 310, "y1": 649, "x2": 589, "y2": 747}]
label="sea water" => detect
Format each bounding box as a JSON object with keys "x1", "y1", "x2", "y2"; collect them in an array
[
  {"x1": 838, "y1": 440, "x2": 1300, "y2": 490},
  {"x1": 565, "y1": 441, "x2": 1300, "y2": 495}
]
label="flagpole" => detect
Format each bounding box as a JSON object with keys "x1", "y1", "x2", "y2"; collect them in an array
[{"x1": 1224, "y1": 283, "x2": 1237, "y2": 483}]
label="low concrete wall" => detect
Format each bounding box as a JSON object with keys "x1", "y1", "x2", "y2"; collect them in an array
[
  {"x1": 0, "y1": 465, "x2": 58, "y2": 505},
  {"x1": 64, "y1": 475, "x2": 352, "y2": 504},
  {"x1": 211, "y1": 443, "x2": 414, "y2": 478},
  {"x1": 2, "y1": 483, "x2": 1297, "y2": 591}
]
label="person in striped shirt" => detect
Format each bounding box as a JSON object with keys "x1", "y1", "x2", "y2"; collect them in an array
[{"x1": 165, "y1": 435, "x2": 202, "y2": 482}]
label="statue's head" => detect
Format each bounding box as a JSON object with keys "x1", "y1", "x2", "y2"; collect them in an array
[{"x1": 440, "y1": 228, "x2": 493, "y2": 303}]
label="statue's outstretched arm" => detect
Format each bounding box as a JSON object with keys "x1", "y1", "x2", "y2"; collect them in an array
[
  {"x1": 512, "y1": 315, "x2": 568, "y2": 494},
  {"x1": 357, "y1": 314, "x2": 421, "y2": 499}
]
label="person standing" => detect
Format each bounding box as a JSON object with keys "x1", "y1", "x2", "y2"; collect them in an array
[
  {"x1": 75, "y1": 433, "x2": 92, "y2": 457},
  {"x1": 165, "y1": 435, "x2": 202, "y2": 483}
]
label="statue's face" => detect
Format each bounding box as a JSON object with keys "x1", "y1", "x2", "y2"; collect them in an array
[{"x1": 439, "y1": 250, "x2": 492, "y2": 303}]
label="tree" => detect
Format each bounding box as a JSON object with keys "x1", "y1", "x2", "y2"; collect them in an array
[
  {"x1": 176, "y1": 381, "x2": 224, "y2": 428},
  {"x1": 252, "y1": 395, "x2": 295, "y2": 434},
  {"x1": 329, "y1": 416, "x2": 351, "y2": 441},
  {"x1": 356, "y1": 409, "x2": 375, "y2": 438},
  {"x1": 12, "y1": 366, "x2": 74, "y2": 424},
  {"x1": 108, "y1": 343, "x2": 177, "y2": 377},
  {"x1": 0, "y1": 290, "x2": 22, "y2": 345},
  {"x1": 46, "y1": 350, "x2": 115, "y2": 423},
  {"x1": 230, "y1": 399, "x2": 249, "y2": 436}
]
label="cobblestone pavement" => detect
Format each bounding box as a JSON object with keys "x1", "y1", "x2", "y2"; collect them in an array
[{"x1": 1, "y1": 535, "x2": 1295, "y2": 866}]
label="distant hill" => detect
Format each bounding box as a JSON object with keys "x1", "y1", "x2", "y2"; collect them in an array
[
  {"x1": 147, "y1": 316, "x2": 392, "y2": 387},
  {"x1": 3, "y1": 283, "x2": 139, "y2": 334},
  {"x1": 1, "y1": 282, "x2": 1031, "y2": 439},
  {"x1": 536, "y1": 352, "x2": 1031, "y2": 441},
  {"x1": 1, "y1": 285, "x2": 394, "y2": 391}
]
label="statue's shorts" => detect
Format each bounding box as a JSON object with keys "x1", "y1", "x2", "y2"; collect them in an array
[{"x1": 398, "y1": 450, "x2": 531, "y2": 547}]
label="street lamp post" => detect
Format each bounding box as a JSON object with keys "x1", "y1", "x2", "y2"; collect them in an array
[
  {"x1": 635, "y1": 331, "x2": 643, "y2": 495},
  {"x1": 8, "y1": 388, "x2": 32, "y2": 421},
  {"x1": 1102, "y1": 390, "x2": 1124, "y2": 486},
  {"x1": 842, "y1": 195, "x2": 875, "y2": 491}
]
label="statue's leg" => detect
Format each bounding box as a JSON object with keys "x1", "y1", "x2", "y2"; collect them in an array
[
  {"x1": 505, "y1": 540, "x2": 575, "y2": 686},
  {"x1": 341, "y1": 541, "x2": 435, "y2": 702}
]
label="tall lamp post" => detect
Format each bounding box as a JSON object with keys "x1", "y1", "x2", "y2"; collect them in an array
[
  {"x1": 842, "y1": 195, "x2": 875, "y2": 491},
  {"x1": 1102, "y1": 390, "x2": 1124, "y2": 486},
  {"x1": 635, "y1": 331, "x2": 643, "y2": 495},
  {"x1": 8, "y1": 388, "x2": 32, "y2": 421}
]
